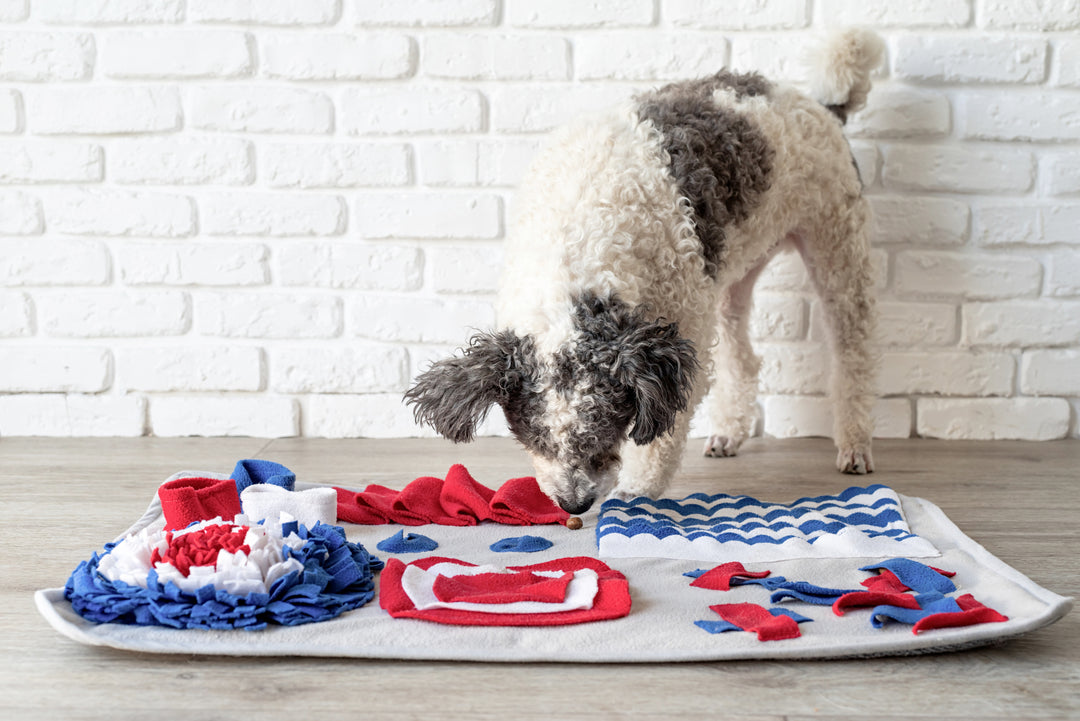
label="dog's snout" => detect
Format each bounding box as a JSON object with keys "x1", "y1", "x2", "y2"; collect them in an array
[{"x1": 557, "y1": 494, "x2": 596, "y2": 515}]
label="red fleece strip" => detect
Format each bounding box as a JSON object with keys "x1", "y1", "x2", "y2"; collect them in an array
[
  {"x1": 690, "y1": 561, "x2": 772, "y2": 591},
  {"x1": 912, "y1": 594, "x2": 1008, "y2": 634},
  {"x1": 158, "y1": 477, "x2": 243, "y2": 532},
  {"x1": 335, "y1": 464, "x2": 569, "y2": 527},
  {"x1": 833, "y1": 590, "x2": 922, "y2": 616},
  {"x1": 380, "y1": 556, "x2": 630, "y2": 626},
  {"x1": 860, "y1": 569, "x2": 910, "y2": 593},
  {"x1": 708, "y1": 603, "x2": 802, "y2": 641},
  {"x1": 432, "y1": 571, "x2": 574, "y2": 605}
]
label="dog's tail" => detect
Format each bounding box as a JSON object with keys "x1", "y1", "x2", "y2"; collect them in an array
[{"x1": 807, "y1": 28, "x2": 885, "y2": 124}]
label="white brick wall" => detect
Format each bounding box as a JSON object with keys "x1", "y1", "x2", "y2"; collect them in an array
[{"x1": 0, "y1": 1, "x2": 1076, "y2": 441}]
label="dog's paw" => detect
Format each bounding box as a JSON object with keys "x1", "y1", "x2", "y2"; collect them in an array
[
  {"x1": 837, "y1": 447, "x2": 874, "y2": 475},
  {"x1": 606, "y1": 487, "x2": 641, "y2": 502},
  {"x1": 703, "y1": 434, "x2": 742, "y2": 458}
]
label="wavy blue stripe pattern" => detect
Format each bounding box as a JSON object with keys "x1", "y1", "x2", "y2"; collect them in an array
[{"x1": 596, "y1": 485, "x2": 932, "y2": 559}]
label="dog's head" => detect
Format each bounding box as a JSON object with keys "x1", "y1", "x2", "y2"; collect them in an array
[{"x1": 405, "y1": 294, "x2": 697, "y2": 514}]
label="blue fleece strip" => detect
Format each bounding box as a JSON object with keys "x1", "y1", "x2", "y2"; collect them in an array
[
  {"x1": 859, "y1": 558, "x2": 957, "y2": 594},
  {"x1": 870, "y1": 592, "x2": 959, "y2": 629},
  {"x1": 770, "y1": 580, "x2": 862, "y2": 605},
  {"x1": 769, "y1": 607, "x2": 813, "y2": 623},
  {"x1": 694, "y1": 619, "x2": 743, "y2": 634}
]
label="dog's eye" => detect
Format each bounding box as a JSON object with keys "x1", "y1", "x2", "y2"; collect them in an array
[{"x1": 588, "y1": 452, "x2": 620, "y2": 472}]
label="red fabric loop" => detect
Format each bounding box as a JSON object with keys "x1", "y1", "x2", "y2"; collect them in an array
[{"x1": 158, "y1": 477, "x2": 242, "y2": 532}]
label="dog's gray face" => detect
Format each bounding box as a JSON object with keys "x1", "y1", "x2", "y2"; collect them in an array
[{"x1": 405, "y1": 293, "x2": 697, "y2": 514}]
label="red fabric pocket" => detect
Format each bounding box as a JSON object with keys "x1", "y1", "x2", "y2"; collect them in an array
[{"x1": 381, "y1": 556, "x2": 631, "y2": 627}]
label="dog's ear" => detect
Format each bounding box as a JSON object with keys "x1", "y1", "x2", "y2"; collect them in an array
[
  {"x1": 404, "y1": 330, "x2": 526, "y2": 443},
  {"x1": 613, "y1": 320, "x2": 698, "y2": 446}
]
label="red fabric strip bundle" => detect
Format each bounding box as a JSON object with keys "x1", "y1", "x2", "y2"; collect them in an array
[{"x1": 335, "y1": 464, "x2": 569, "y2": 527}]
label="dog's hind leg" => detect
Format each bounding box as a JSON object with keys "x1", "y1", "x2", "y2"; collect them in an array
[
  {"x1": 702, "y1": 261, "x2": 766, "y2": 458},
  {"x1": 793, "y1": 198, "x2": 878, "y2": 474}
]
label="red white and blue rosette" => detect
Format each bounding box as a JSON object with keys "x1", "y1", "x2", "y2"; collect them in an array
[{"x1": 65, "y1": 515, "x2": 383, "y2": 631}]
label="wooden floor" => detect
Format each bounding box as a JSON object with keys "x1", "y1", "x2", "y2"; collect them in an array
[{"x1": 2, "y1": 436, "x2": 1077, "y2": 720}]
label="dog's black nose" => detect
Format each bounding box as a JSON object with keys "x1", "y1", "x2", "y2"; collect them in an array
[{"x1": 558, "y1": 495, "x2": 596, "y2": 515}]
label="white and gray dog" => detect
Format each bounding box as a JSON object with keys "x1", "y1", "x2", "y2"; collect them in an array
[{"x1": 407, "y1": 30, "x2": 884, "y2": 514}]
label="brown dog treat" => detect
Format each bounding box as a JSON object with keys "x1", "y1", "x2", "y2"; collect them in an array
[{"x1": 566, "y1": 516, "x2": 583, "y2": 530}]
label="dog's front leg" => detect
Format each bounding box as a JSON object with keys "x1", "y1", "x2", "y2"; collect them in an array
[{"x1": 612, "y1": 411, "x2": 693, "y2": 500}]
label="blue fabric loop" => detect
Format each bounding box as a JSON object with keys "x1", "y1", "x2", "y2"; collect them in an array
[{"x1": 232, "y1": 459, "x2": 297, "y2": 494}]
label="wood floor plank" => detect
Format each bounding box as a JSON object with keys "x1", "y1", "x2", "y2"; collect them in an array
[{"x1": 3, "y1": 436, "x2": 1077, "y2": 720}]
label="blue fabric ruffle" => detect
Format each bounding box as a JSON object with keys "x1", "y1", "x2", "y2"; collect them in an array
[{"x1": 64, "y1": 521, "x2": 383, "y2": 631}]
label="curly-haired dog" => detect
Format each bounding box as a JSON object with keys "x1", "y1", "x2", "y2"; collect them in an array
[{"x1": 407, "y1": 30, "x2": 885, "y2": 514}]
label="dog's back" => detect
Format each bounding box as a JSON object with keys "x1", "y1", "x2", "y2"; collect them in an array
[{"x1": 497, "y1": 30, "x2": 883, "y2": 355}]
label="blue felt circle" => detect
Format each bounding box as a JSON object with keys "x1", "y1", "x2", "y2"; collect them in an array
[{"x1": 489, "y1": 535, "x2": 554, "y2": 553}]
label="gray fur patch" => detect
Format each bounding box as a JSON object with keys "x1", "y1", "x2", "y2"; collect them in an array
[
  {"x1": 635, "y1": 70, "x2": 775, "y2": 278},
  {"x1": 405, "y1": 330, "x2": 537, "y2": 445},
  {"x1": 557, "y1": 292, "x2": 698, "y2": 448}
]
